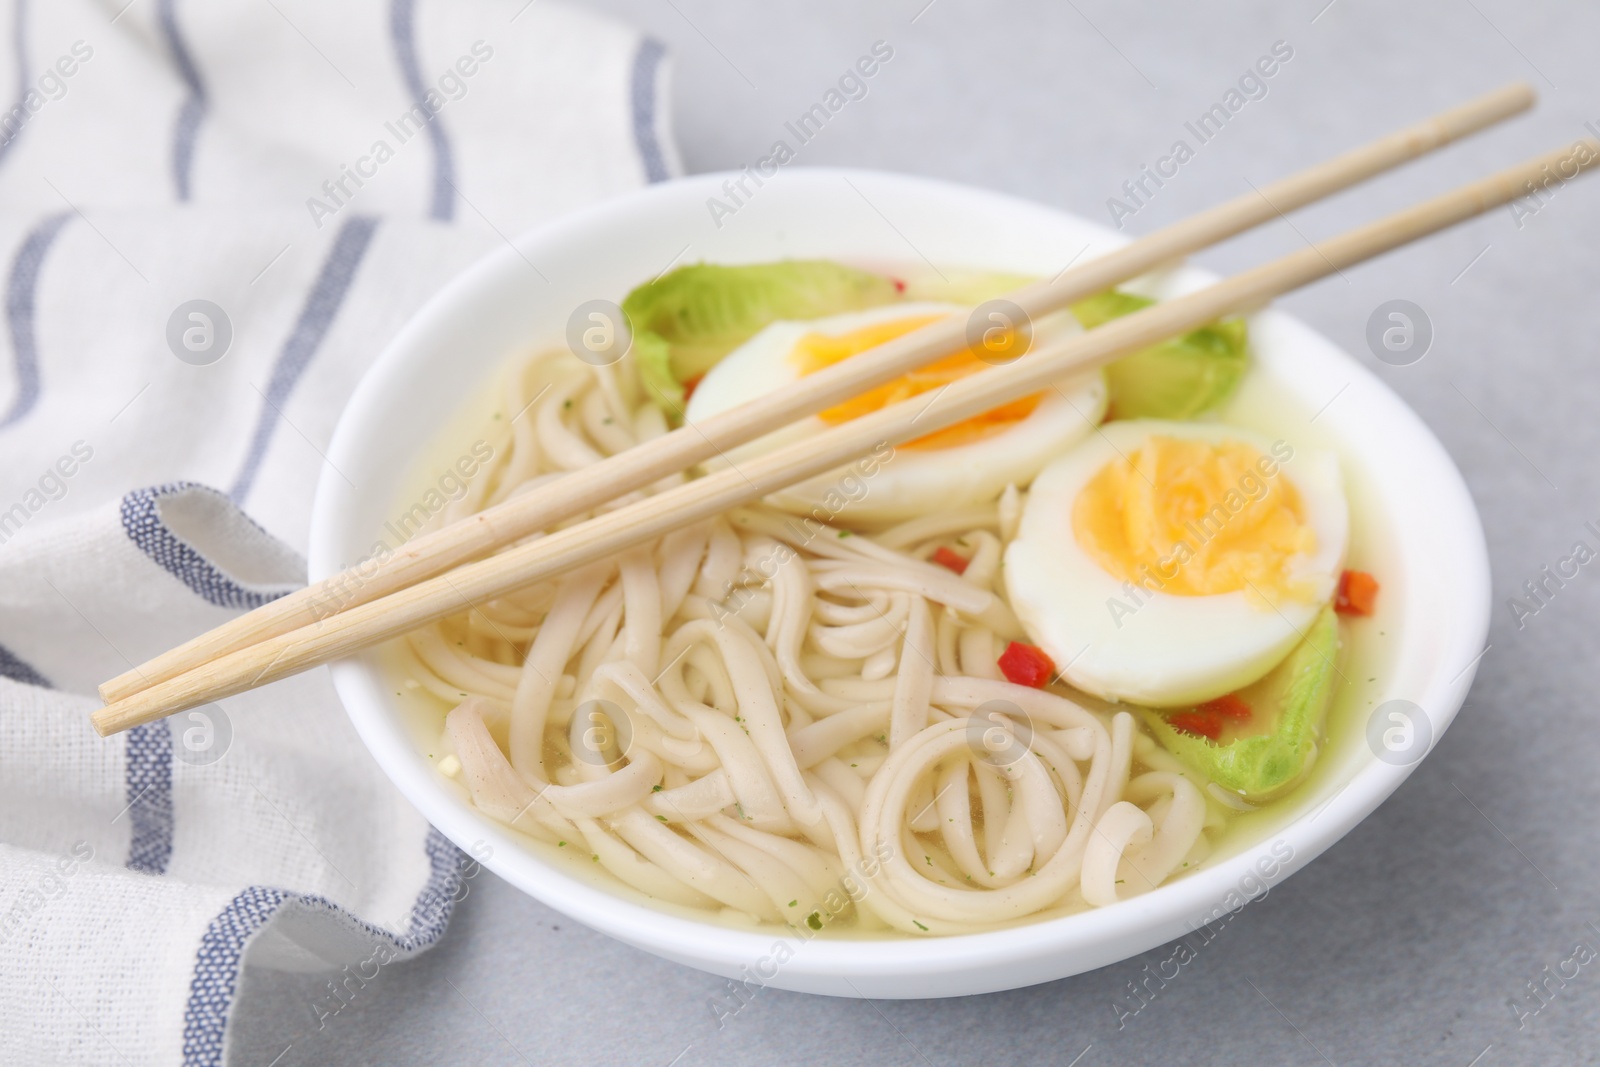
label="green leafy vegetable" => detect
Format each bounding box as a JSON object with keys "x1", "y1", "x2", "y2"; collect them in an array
[
  {"x1": 622, "y1": 260, "x2": 899, "y2": 411},
  {"x1": 1140, "y1": 607, "x2": 1339, "y2": 803},
  {"x1": 898, "y1": 269, "x2": 1035, "y2": 305},
  {"x1": 1070, "y1": 290, "x2": 1249, "y2": 420}
]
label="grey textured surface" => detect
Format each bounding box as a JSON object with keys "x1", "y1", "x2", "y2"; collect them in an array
[{"x1": 229, "y1": 1, "x2": 1600, "y2": 1063}]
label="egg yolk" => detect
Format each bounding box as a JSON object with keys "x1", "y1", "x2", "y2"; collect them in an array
[
  {"x1": 1072, "y1": 435, "x2": 1316, "y2": 602},
  {"x1": 788, "y1": 315, "x2": 1040, "y2": 450}
]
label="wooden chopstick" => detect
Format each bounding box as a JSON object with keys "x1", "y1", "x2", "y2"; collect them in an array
[
  {"x1": 92, "y1": 137, "x2": 1598, "y2": 736},
  {"x1": 96, "y1": 83, "x2": 1536, "y2": 707}
]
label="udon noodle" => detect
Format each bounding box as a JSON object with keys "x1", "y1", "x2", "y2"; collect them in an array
[{"x1": 399, "y1": 347, "x2": 1227, "y2": 936}]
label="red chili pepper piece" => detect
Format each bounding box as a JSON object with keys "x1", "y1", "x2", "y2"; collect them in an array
[
  {"x1": 1335, "y1": 569, "x2": 1379, "y2": 616},
  {"x1": 892, "y1": 278, "x2": 907, "y2": 293},
  {"x1": 931, "y1": 546, "x2": 969, "y2": 575},
  {"x1": 1167, "y1": 711, "x2": 1222, "y2": 741},
  {"x1": 1198, "y1": 693, "x2": 1252, "y2": 721},
  {"x1": 998, "y1": 642, "x2": 1055, "y2": 688},
  {"x1": 681, "y1": 374, "x2": 704, "y2": 403}
]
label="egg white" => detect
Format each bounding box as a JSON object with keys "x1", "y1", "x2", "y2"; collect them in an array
[
  {"x1": 683, "y1": 303, "x2": 1107, "y2": 521},
  {"x1": 1004, "y1": 419, "x2": 1349, "y2": 707}
]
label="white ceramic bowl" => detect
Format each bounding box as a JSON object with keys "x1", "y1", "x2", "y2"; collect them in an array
[{"x1": 309, "y1": 168, "x2": 1490, "y2": 998}]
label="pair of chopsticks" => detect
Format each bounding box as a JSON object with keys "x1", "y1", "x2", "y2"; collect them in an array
[{"x1": 93, "y1": 83, "x2": 1584, "y2": 737}]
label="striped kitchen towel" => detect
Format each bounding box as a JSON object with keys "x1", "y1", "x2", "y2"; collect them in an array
[{"x1": 0, "y1": 0, "x2": 679, "y2": 1063}]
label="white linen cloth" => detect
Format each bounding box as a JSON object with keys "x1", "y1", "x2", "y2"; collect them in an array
[{"x1": 0, "y1": 1, "x2": 679, "y2": 1062}]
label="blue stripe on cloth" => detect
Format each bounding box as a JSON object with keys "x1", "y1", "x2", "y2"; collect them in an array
[
  {"x1": 120, "y1": 481, "x2": 294, "y2": 609},
  {"x1": 182, "y1": 828, "x2": 466, "y2": 1066},
  {"x1": 630, "y1": 37, "x2": 670, "y2": 183},
  {"x1": 389, "y1": 0, "x2": 455, "y2": 220},
  {"x1": 182, "y1": 885, "x2": 290, "y2": 1067},
  {"x1": 228, "y1": 215, "x2": 379, "y2": 504},
  {"x1": 0, "y1": 640, "x2": 48, "y2": 686},
  {"x1": 125, "y1": 719, "x2": 174, "y2": 874},
  {"x1": 0, "y1": 0, "x2": 29, "y2": 169},
  {"x1": 157, "y1": 0, "x2": 207, "y2": 201},
  {"x1": 0, "y1": 211, "x2": 70, "y2": 431}
]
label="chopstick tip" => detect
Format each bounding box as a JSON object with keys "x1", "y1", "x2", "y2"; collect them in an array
[{"x1": 1504, "y1": 81, "x2": 1538, "y2": 109}]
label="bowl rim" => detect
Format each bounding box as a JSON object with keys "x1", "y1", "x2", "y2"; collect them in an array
[{"x1": 310, "y1": 166, "x2": 1491, "y2": 992}]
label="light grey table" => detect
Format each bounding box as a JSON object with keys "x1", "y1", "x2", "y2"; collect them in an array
[{"x1": 230, "y1": 2, "x2": 1600, "y2": 1063}]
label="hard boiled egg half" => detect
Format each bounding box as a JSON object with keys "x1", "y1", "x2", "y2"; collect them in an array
[
  {"x1": 683, "y1": 302, "x2": 1107, "y2": 522},
  {"x1": 1005, "y1": 420, "x2": 1348, "y2": 707}
]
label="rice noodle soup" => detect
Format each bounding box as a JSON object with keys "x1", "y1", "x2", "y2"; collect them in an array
[{"x1": 378, "y1": 259, "x2": 1394, "y2": 938}]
